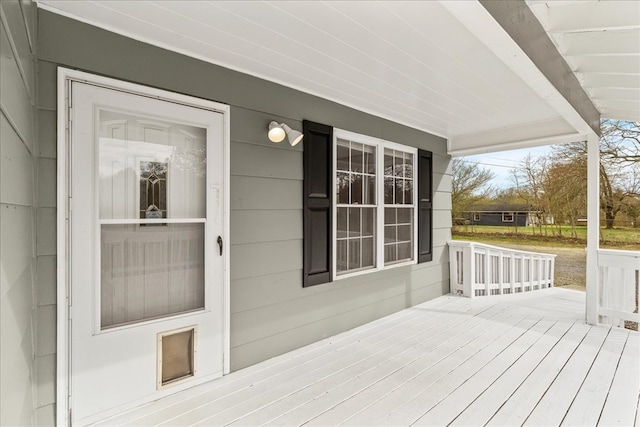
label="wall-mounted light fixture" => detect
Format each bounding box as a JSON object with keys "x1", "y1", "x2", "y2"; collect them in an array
[{"x1": 268, "y1": 121, "x2": 303, "y2": 146}]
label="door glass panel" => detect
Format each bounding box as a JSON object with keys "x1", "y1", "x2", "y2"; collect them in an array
[
  {"x1": 99, "y1": 110, "x2": 206, "y2": 220},
  {"x1": 101, "y1": 223, "x2": 204, "y2": 329},
  {"x1": 98, "y1": 109, "x2": 207, "y2": 329}
]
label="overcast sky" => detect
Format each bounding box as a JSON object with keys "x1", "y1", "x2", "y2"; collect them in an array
[{"x1": 460, "y1": 145, "x2": 554, "y2": 189}]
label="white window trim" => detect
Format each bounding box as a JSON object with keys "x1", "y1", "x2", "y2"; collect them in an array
[
  {"x1": 332, "y1": 129, "x2": 418, "y2": 281},
  {"x1": 502, "y1": 212, "x2": 515, "y2": 222}
]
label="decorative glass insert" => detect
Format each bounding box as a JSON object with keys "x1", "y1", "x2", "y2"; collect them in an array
[
  {"x1": 158, "y1": 326, "x2": 196, "y2": 388},
  {"x1": 336, "y1": 139, "x2": 376, "y2": 275},
  {"x1": 140, "y1": 161, "x2": 167, "y2": 219}
]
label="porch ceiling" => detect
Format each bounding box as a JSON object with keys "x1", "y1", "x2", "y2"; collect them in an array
[
  {"x1": 36, "y1": 1, "x2": 639, "y2": 155},
  {"x1": 528, "y1": 0, "x2": 640, "y2": 124}
]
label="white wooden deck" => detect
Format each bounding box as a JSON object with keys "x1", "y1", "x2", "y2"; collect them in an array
[{"x1": 96, "y1": 288, "x2": 639, "y2": 426}]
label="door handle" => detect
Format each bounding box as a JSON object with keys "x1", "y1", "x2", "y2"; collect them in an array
[{"x1": 217, "y1": 236, "x2": 223, "y2": 256}]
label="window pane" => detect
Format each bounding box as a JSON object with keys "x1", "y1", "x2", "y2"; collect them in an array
[
  {"x1": 385, "y1": 225, "x2": 396, "y2": 244},
  {"x1": 364, "y1": 175, "x2": 376, "y2": 204},
  {"x1": 394, "y1": 152, "x2": 403, "y2": 177},
  {"x1": 349, "y1": 207, "x2": 361, "y2": 238},
  {"x1": 362, "y1": 208, "x2": 375, "y2": 237},
  {"x1": 397, "y1": 242, "x2": 412, "y2": 261},
  {"x1": 385, "y1": 244, "x2": 397, "y2": 263},
  {"x1": 384, "y1": 149, "x2": 393, "y2": 176},
  {"x1": 385, "y1": 207, "x2": 396, "y2": 225},
  {"x1": 337, "y1": 141, "x2": 350, "y2": 172},
  {"x1": 351, "y1": 142, "x2": 363, "y2": 173},
  {"x1": 337, "y1": 172, "x2": 349, "y2": 204},
  {"x1": 351, "y1": 174, "x2": 363, "y2": 205},
  {"x1": 404, "y1": 153, "x2": 414, "y2": 179},
  {"x1": 336, "y1": 239, "x2": 348, "y2": 273},
  {"x1": 397, "y1": 207, "x2": 411, "y2": 224},
  {"x1": 348, "y1": 239, "x2": 361, "y2": 270},
  {"x1": 337, "y1": 207, "x2": 347, "y2": 239},
  {"x1": 398, "y1": 224, "x2": 411, "y2": 242},
  {"x1": 365, "y1": 149, "x2": 376, "y2": 174},
  {"x1": 394, "y1": 179, "x2": 404, "y2": 204},
  {"x1": 404, "y1": 179, "x2": 413, "y2": 205},
  {"x1": 384, "y1": 177, "x2": 394, "y2": 204},
  {"x1": 362, "y1": 237, "x2": 375, "y2": 268}
]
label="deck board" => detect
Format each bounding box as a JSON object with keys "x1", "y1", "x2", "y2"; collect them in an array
[
  {"x1": 95, "y1": 288, "x2": 639, "y2": 427},
  {"x1": 598, "y1": 331, "x2": 640, "y2": 426}
]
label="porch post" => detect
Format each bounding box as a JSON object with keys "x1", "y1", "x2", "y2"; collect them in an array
[{"x1": 585, "y1": 133, "x2": 600, "y2": 325}]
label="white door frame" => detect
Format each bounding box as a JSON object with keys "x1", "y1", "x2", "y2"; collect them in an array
[{"x1": 56, "y1": 67, "x2": 231, "y2": 426}]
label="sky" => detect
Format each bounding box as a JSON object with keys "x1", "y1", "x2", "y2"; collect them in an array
[{"x1": 460, "y1": 145, "x2": 554, "y2": 189}]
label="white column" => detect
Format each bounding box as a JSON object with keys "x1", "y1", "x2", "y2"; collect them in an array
[{"x1": 585, "y1": 133, "x2": 600, "y2": 325}]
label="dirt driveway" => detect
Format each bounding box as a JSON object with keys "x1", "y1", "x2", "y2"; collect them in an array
[{"x1": 496, "y1": 244, "x2": 586, "y2": 291}]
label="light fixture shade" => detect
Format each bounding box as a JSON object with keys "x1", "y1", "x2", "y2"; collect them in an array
[
  {"x1": 268, "y1": 121, "x2": 286, "y2": 143},
  {"x1": 281, "y1": 124, "x2": 304, "y2": 146}
]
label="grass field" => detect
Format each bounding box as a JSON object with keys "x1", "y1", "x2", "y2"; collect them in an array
[{"x1": 453, "y1": 224, "x2": 640, "y2": 249}]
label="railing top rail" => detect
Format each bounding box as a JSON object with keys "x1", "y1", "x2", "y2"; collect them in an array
[
  {"x1": 447, "y1": 240, "x2": 557, "y2": 258},
  {"x1": 597, "y1": 248, "x2": 640, "y2": 259}
]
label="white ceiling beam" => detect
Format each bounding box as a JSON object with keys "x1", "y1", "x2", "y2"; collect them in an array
[
  {"x1": 589, "y1": 87, "x2": 640, "y2": 102},
  {"x1": 442, "y1": 0, "x2": 600, "y2": 141},
  {"x1": 547, "y1": 1, "x2": 640, "y2": 33},
  {"x1": 582, "y1": 73, "x2": 640, "y2": 90},
  {"x1": 600, "y1": 108, "x2": 640, "y2": 123},
  {"x1": 448, "y1": 117, "x2": 581, "y2": 156},
  {"x1": 562, "y1": 29, "x2": 640, "y2": 56},
  {"x1": 574, "y1": 56, "x2": 640, "y2": 75}
]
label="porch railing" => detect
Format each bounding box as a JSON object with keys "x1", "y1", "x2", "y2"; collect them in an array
[
  {"x1": 598, "y1": 249, "x2": 640, "y2": 327},
  {"x1": 448, "y1": 241, "x2": 556, "y2": 298}
]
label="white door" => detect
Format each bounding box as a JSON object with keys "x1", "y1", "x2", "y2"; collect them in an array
[{"x1": 69, "y1": 81, "x2": 226, "y2": 425}]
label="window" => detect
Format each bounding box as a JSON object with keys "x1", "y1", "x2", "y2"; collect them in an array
[
  {"x1": 473, "y1": 213, "x2": 481, "y2": 221},
  {"x1": 334, "y1": 131, "x2": 416, "y2": 278},
  {"x1": 335, "y1": 139, "x2": 376, "y2": 274},
  {"x1": 502, "y1": 212, "x2": 514, "y2": 222},
  {"x1": 302, "y1": 120, "x2": 432, "y2": 287}
]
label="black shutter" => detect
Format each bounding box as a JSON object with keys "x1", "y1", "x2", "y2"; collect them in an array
[
  {"x1": 417, "y1": 149, "x2": 433, "y2": 263},
  {"x1": 302, "y1": 120, "x2": 333, "y2": 287}
]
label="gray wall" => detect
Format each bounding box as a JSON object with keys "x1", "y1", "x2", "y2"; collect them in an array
[
  {"x1": 1, "y1": 0, "x2": 46, "y2": 425},
  {"x1": 34, "y1": 8, "x2": 452, "y2": 420}
]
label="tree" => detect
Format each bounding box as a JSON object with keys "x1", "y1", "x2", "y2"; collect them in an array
[
  {"x1": 553, "y1": 119, "x2": 640, "y2": 229},
  {"x1": 451, "y1": 158, "x2": 494, "y2": 219}
]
